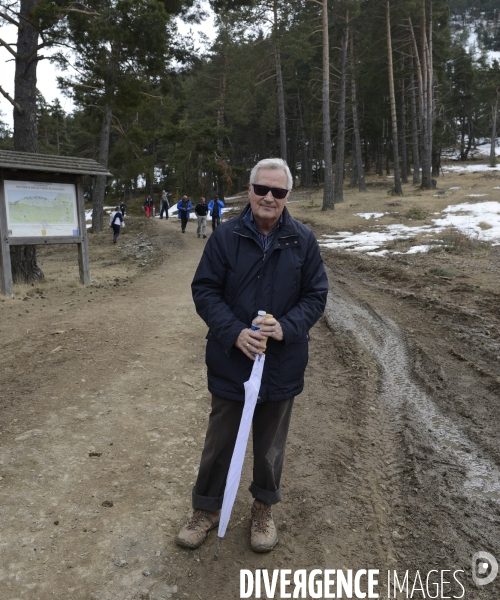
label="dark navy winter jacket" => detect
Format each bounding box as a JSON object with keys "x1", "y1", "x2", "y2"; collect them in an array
[{"x1": 191, "y1": 204, "x2": 328, "y2": 402}]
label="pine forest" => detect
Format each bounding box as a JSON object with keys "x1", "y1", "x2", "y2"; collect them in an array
[{"x1": 1, "y1": 0, "x2": 499, "y2": 219}]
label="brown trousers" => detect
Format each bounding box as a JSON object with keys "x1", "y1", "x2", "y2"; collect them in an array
[{"x1": 192, "y1": 395, "x2": 294, "y2": 512}]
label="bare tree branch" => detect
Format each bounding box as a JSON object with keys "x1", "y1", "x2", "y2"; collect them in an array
[
  {"x1": 0, "y1": 84, "x2": 24, "y2": 115},
  {"x1": 0, "y1": 9, "x2": 19, "y2": 27},
  {"x1": 63, "y1": 7, "x2": 100, "y2": 17},
  {"x1": 138, "y1": 92, "x2": 163, "y2": 99},
  {"x1": 255, "y1": 73, "x2": 276, "y2": 86},
  {"x1": 0, "y1": 36, "x2": 17, "y2": 57}
]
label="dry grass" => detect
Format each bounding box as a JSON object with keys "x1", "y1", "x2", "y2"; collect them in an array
[
  {"x1": 440, "y1": 228, "x2": 491, "y2": 255},
  {"x1": 478, "y1": 221, "x2": 493, "y2": 230}
]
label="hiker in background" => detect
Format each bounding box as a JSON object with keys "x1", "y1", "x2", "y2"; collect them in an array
[
  {"x1": 143, "y1": 195, "x2": 154, "y2": 218},
  {"x1": 160, "y1": 190, "x2": 170, "y2": 219},
  {"x1": 208, "y1": 195, "x2": 224, "y2": 231},
  {"x1": 119, "y1": 200, "x2": 126, "y2": 217},
  {"x1": 195, "y1": 197, "x2": 208, "y2": 238},
  {"x1": 109, "y1": 206, "x2": 124, "y2": 244},
  {"x1": 177, "y1": 195, "x2": 193, "y2": 233}
]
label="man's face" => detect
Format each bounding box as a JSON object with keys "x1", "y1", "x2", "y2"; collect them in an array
[
  {"x1": 248, "y1": 168, "x2": 290, "y2": 224},
  {"x1": 201, "y1": 198, "x2": 205, "y2": 204},
  {"x1": 183, "y1": 196, "x2": 187, "y2": 200}
]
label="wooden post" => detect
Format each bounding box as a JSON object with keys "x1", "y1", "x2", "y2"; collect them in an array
[
  {"x1": 76, "y1": 178, "x2": 91, "y2": 285},
  {"x1": 0, "y1": 181, "x2": 14, "y2": 296}
]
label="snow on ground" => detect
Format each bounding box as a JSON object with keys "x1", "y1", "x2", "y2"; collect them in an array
[
  {"x1": 85, "y1": 209, "x2": 92, "y2": 229},
  {"x1": 472, "y1": 142, "x2": 500, "y2": 157},
  {"x1": 355, "y1": 212, "x2": 386, "y2": 220},
  {"x1": 320, "y1": 200, "x2": 500, "y2": 255},
  {"x1": 435, "y1": 201, "x2": 500, "y2": 244},
  {"x1": 442, "y1": 163, "x2": 500, "y2": 173}
]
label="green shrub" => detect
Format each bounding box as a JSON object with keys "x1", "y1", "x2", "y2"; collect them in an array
[
  {"x1": 427, "y1": 266, "x2": 455, "y2": 278},
  {"x1": 405, "y1": 206, "x2": 429, "y2": 220}
]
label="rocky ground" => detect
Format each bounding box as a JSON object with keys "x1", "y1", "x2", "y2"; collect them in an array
[{"x1": 0, "y1": 172, "x2": 499, "y2": 599}]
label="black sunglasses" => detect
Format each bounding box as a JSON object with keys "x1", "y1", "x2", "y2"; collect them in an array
[{"x1": 251, "y1": 183, "x2": 289, "y2": 200}]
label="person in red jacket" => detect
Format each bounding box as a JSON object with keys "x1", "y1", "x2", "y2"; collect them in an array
[{"x1": 143, "y1": 195, "x2": 153, "y2": 218}]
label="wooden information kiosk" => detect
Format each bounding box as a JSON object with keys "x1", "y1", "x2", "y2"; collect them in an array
[{"x1": 0, "y1": 150, "x2": 111, "y2": 296}]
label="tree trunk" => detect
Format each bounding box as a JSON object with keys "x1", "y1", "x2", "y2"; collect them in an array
[
  {"x1": 10, "y1": 0, "x2": 43, "y2": 284},
  {"x1": 217, "y1": 57, "x2": 228, "y2": 151},
  {"x1": 376, "y1": 139, "x2": 383, "y2": 175},
  {"x1": 409, "y1": 14, "x2": 431, "y2": 189},
  {"x1": 350, "y1": 36, "x2": 366, "y2": 192},
  {"x1": 410, "y1": 70, "x2": 420, "y2": 184},
  {"x1": 92, "y1": 104, "x2": 112, "y2": 233},
  {"x1": 10, "y1": 246, "x2": 43, "y2": 283},
  {"x1": 386, "y1": 2, "x2": 403, "y2": 195},
  {"x1": 399, "y1": 78, "x2": 408, "y2": 184},
  {"x1": 420, "y1": 3, "x2": 432, "y2": 189},
  {"x1": 350, "y1": 138, "x2": 358, "y2": 187},
  {"x1": 322, "y1": 0, "x2": 334, "y2": 210},
  {"x1": 364, "y1": 139, "x2": 371, "y2": 173},
  {"x1": 427, "y1": 0, "x2": 434, "y2": 177},
  {"x1": 14, "y1": 0, "x2": 38, "y2": 153},
  {"x1": 334, "y1": 18, "x2": 349, "y2": 203},
  {"x1": 432, "y1": 144, "x2": 440, "y2": 176},
  {"x1": 297, "y1": 89, "x2": 312, "y2": 187},
  {"x1": 274, "y1": 2, "x2": 287, "y2": 162},
  {"x1": 491, "y1": 95, "x2": 498, "y2": 167}
]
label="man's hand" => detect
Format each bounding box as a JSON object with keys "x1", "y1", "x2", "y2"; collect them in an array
[
  {"x1": 259, "y1": 317, "x2": 284, "y2": 341},
  {"x1": 235, "y1": 328, "x2": 267, "y2": 360}
]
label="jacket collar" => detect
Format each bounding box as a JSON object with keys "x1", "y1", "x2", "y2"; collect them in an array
[{"x1": 235, "y1": 203, "x2": 298, "y2": 238}]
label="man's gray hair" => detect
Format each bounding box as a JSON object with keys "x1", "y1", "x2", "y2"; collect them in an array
[{"x1": 250, "y1": 158, "x2": 293, "y2": 190}]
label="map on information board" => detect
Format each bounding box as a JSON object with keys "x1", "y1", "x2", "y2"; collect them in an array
[{"x1": 4, "y1": 180, "x2": 79, "y2": 238}]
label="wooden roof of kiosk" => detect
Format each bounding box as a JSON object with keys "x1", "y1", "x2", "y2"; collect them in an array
[
  {"x1": 0, "y1": 150, "x2": 112, "y2": 296},
  {"x1": 0, "y1": 150, "x2": 111, "y2": 176}
]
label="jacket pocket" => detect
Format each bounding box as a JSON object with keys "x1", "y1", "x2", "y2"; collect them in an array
[
  {"x1": 206, "y1": 339, "x2": 252, "y2": 386},
  {"x1": 278, "y1": 340, "x2": 308, "y2": 387}
]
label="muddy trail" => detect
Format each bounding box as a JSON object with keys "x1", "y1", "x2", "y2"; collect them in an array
[{"x1": 0, "y1": 216, "x2": 499, "y2": 599}]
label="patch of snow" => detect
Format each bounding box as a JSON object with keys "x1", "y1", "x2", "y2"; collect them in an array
[
  {"x1": 406, "y1": 245, "x2": 431, "y2": 254},
  {"x1": 449, "y1": 187, "x2": 461, "y2": 190},
  {"x1": 467, "y1": 194, "x2": 488, "y2": 197},
  {"x1": 442, "y1": 163, "x2": 500, "y2": 173},
  {"x1": 435, "y1": 201, "x2": 500, "y2": 242},
  {"x1": 321, "y1": 232, "x2": 354, "y2": 238},
  {"x1": 471, "y1": 142, "x2": 500, "y2": 157},
  {"x1": 319, "y1": 201, "x2": 500, "y2": 255},
  {"x1": 355, "y1": 212, "x2": 385, "y2": 220}
]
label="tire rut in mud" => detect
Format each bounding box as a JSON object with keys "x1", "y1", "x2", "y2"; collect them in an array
[{"x1": 324, "y1": 271, "x2": 500, "y2": 599}]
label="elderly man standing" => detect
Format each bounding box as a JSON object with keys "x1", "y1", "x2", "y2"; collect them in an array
[{"x1": 176, "y1": 158, "x2": 328, "y2": 553}]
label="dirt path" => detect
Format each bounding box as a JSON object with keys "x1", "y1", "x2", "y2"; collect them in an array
[{"x1": 1, "y1": 215, "x2": 499, "y2": 600}]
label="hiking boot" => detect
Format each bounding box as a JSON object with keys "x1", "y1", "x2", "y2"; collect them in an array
[
  {"x1": 250, "y1": 502, "x2": 278, "y2": 553},
  {"x1": 175, "y1": 510, "x2": 220, "y2": 549}
]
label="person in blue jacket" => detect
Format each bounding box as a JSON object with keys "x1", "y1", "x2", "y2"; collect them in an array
[
  {"x1": 176, "y1": 158, "x2": 328, "y2": 553},
  {"x1": 177, "y1": 195, "x2": 193, "y2": 233},
  {"x1": 208, "y1": 195, "x2": 224, "y2": 231}
]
